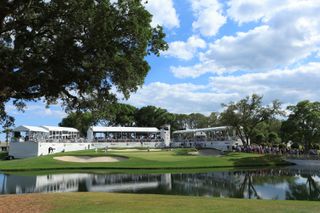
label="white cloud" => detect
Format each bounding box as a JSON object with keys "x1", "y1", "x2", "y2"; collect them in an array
[
  {"x1": 227, "y1": 0, "x2": 289, "y2": 24},
  {"x1": 172, "y1": 1, "x2": 320, "y2": 78},
  {"x1": 190, "y1": 0, "x2": 227, "y2": 37},
  {"x1": 6, "y1": 103, "x2": 66, "y2": 119},
  {"x1": 163, "y1": 35, "x2": 206, "y2": 60},
  {"x1": 144, "y1": 0, "x2": 180, "y2": 29},
  {"x1": 126, "y1": 63, "x2": 320, "y2": 114},
  {"x1": 124, "y1": 82, "x2": 238, "y2": 114},
  {"x1": 170, "y1": 60, "x2": 222, "y2": 78},
  {"x1": 209, "y1": 62, "x2": 320, "y2": 104}
]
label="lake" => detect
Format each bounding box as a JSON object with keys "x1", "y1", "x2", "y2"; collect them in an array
[{"x1": 0, "y1": 166, "x2": 319, "y2": 200}]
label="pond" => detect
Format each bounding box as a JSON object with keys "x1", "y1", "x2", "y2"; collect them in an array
[{"x1": 0, "y1": 166, "x2": 319, "y2": 201}]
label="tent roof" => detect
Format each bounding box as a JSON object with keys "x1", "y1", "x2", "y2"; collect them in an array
[
  {"x1": 13, "y1": 125, "x2": 49, "y2": 133},
  {"x1": 173, "y1": 126, "x2": 231, "y2": 134},
  {"x1": 41, "y1": 126, "x2": 79, "y2": 132},
  {"x1": 89, "y1": 126, "x2": 159, "y2": 133}
]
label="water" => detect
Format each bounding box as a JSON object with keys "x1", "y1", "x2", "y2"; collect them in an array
[{"x1": 0, "y1": 167, "x2": 320, "y2": 201}]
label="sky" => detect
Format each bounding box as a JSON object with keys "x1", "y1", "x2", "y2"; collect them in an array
[{"x1": 3, "y1": 0, "x2": 320, "y2": 139}]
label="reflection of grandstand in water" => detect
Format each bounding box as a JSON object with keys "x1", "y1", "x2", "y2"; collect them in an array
[
  {"x1": 1, "y1": 168, "x2": 319, "y2": 200},
  {"x1": 85, "y1": 173, "x2": 172, "y2": 192},
  {"x1": 2, "y1": 174, "x2": 90, "y2": 194},
  {"x1": 1, "y1": 173, "x2": 172, "y2": 194}
]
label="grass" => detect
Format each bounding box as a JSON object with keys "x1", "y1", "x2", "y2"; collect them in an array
[
  {"x1": 0, "y1": 149, "x2": 291, "y2": 172},
  {"x1": 0, "y1": 192, "x2": 319, "y2": 213}
]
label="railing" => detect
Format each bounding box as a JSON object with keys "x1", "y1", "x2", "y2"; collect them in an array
[
  {"x1": 93, "y1": 138, "x2": 164, "y2": 143},
  {"x1": 11, "y1": 138, "x2": 165, "y2": 143},
  {"x1": 172, "y1": 138, "x2": 236, "y2": 142}
]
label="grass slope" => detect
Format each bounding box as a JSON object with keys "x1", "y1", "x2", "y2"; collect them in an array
[
  {"x1": 0, "y1": 149, "x2": 290, "y2": 171},
  {"x1": 0, "y1": 193, "x2": 319, "y2": 213}
]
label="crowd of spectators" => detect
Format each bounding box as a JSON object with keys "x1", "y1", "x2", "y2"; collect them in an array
[{"x1": 232, "y1": 144, "x2": 319, "y2": 157}]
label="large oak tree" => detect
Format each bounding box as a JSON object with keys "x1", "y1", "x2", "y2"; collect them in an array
[
  {"x1": 0, "y1": 0, "x2": 167, "y2": 127},
  {"x1": 281, "y1": 100, "x2": 320, "y2": 151},
  {"x1": 220, "y1": 94, "x2": 283, "y2": 146}
]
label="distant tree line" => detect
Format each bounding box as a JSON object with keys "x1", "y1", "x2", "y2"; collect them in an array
[
  {"x1": 59, "y1": 104, "x2": 220, "y2": 136},
  {"x1": 58, "y1": 94, "x2": 320, "y2": 152}
]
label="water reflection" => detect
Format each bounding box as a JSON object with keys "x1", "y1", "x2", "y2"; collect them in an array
[{"x1": 0, "y1": 167, "x2": 319, "y2": 201}]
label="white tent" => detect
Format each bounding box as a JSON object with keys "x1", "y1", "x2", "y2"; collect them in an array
[
  {"x1": 89, "y1": 126, "x2": 159, "y2": 133},
  {"x1": 173, "y1": 126, "x2": 231, "y2": 134},
  {"x1": 13, "y1": 125, "x2": 49, "y2": 133},
  {"x1": 41, "y1": 126, "x2": 79, "y2": 133},
  {"x1": 87, "y1": 126, "x2": 160, "y2": 141}
]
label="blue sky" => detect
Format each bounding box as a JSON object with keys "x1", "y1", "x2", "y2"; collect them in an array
[{"x1": 2, "y1": 0, "x2": 320, "y2": 140}]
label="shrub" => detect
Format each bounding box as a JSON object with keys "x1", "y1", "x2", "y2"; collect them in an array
[
  {"x1": 311, "y1": 144, "x2": 320, "y2": 150},
  {"x1": 291, "y1": 142, "x2": 300, "y2": 149},
  {"x1": 278, "y1": 144, "x2": 286, "y2": 149}
]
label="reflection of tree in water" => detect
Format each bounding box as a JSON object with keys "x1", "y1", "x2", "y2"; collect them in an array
[
  {"x1": 286, "y1": 174, "x2": 320, "y2": 201},
  {"x1": 234, "y1": 173, "x2": 260, "y2": 199},
  {"x1": 170, "y1": 169, "x2": 287, "y2": 199},
  {"x1": 170, "y1": 168, "x2": 316, "y2": 200}
]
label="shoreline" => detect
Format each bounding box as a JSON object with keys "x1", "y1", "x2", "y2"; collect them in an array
[
  {"x1": 0, "y1": 161, "x2": 293, "y2": 173},
  {"x1": 0, "y1": 192, "x2": 319, "y2": 213}
]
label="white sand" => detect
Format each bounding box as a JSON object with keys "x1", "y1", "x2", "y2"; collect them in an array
[
  {"x1": 54, "y1": 156, "x2": 126, "y2": 163},
  {"x1": 189, "y1": 149, "x2": 223, "y2": 156}
]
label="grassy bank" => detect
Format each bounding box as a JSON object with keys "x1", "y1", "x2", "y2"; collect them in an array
[
  {"x1": 0, "y1": 192, "x2": 319, "y2": 213},
  {"x1": 0, "y1": 149, "x2": 291, "y2": 172}
]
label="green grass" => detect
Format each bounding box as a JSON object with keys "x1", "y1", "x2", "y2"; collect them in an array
[
  {"x1": 0, "y1": 149, "x2": 291, "y2": 172},
  {"x1": 1, "y1": 192, "x2": 319, "y2": 213}
]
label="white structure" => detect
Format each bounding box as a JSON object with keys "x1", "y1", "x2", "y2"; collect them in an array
[
  {"x1": 41, "y1": 126, "x2": 79, "y2": 140},
  {"x1": 9, "y1": 125, "x2": 171, "y2": 159},
  {"x1": 171, "y1": 126, "x2": 242, "y2": 151},
  {"x1": 9, "y1": 125, "x2": 85, "y2": 159},
  {"x1": 11, "y1": 125, "x2": 49, "y2": 142},
  {"x1": 87, "y1": 125, "x2": 171, "y2": 148}
]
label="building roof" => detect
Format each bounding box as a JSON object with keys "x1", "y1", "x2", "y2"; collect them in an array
[
  {"x1": 89, "y1": 126, "x2": 159, "y2": 133},
  {"x1": 41, "y1": 126, "x2": 79, "y2": 132},
  {"x1": 13, "y1": 125, "x2": 49, "y2": 133},
  {"x1": 173, "y1": 126, "x2": 231, "y2": 134}
]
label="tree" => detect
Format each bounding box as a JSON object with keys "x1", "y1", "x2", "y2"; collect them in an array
[
  {"x1": 135, "y1": 106, "x2": 175, "y2": 128},
  {"x1": 281, "y1": 101, "x2": 320, "y2": 151},
  {"x1": 59, "y1": 112, "x2": 96, "y2": 136},
  {"x1": 97, "y1": 103, "x2": 137, "y2": 126},
  {"x1": 186, "y1": 113, "x2": 209, "y2": 129},
  {"x1": 0, "y1": 0, "x2": 168, "y2": 127},
  {"x1": 251, "y1": 120, "x2": 282, "y2": 145},
  {"x1": 220, "y1": 94, "x2": 283, "y2": 146},
  {"x1": 267, "y1": 132, "x2": 280, "y2": 145},
  {"x1": 208, "y1": 112, "x2": 219, "y2": 127},
  {"x1": 170, "y1": 114, "x2": 189, "y2": 132},
  {"x1": 1, "y1": 127, "x2": 12, "y2": 143}
]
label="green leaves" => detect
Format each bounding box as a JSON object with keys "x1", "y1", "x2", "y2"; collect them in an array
[
  {"x1": 0, "y1": 0, "x2": 167, "y2": 127},
  {"x1": 220, "y1": 94, "x2": 284, "y2": 145},
  {"x1": 282, "y1": 100, "x2": 320, "y2": 150}
]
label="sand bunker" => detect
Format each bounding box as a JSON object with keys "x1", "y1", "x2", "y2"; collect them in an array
[
  {"x1": 54, "y1": 156, "x2": 126, "y2": 163},
  {"x1": 189, "y1": 149, "x2": 223, "y2": 157}
]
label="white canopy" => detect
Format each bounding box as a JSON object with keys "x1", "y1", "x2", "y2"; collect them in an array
[
  {"x1": 41, "y1": 126, "x2": 79, "y2": 132},
  {"x1": 13, "y1": 125, "x2": 49, "y2": 133},
  {"x1": 173, "y1": 126, "x2": 231, "y2": 134},
  {"x1": 89, "y1": 126, "x2": 159, "y2": 133}
]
